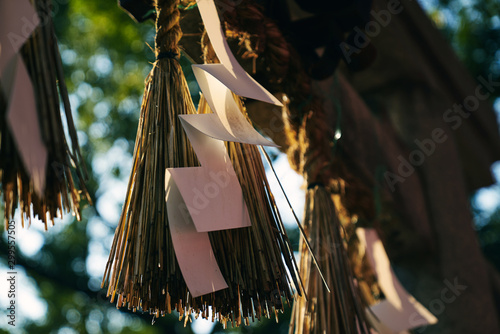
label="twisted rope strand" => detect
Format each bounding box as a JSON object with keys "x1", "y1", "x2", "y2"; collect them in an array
[{"x1": 155, "y1": 0, "x2": 182, "y2": 57}]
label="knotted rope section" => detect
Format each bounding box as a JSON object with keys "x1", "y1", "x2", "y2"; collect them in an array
[{"x1": 155, "y1": 0, "x2": 181, "y2": 58}]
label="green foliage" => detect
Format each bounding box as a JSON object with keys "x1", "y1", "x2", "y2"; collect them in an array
[{"x1": 430, "y1": 0, "x2": 500, "y2": 94}]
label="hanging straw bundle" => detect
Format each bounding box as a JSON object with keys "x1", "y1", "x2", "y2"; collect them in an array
[
  {"x1": 290, "y1": 185, "x2": 370, "y2": 334},
  {"x1": 103, "y1": 0, "x2": 300, "y2": 327},
  {"x1": 102, "y1": 0, "x2": 199, "y2": 317},
  {"x1": 0, "y1": 0, "x2": 90, "y2": 229},
  {"x1": 278, "y1": 77, "x2": 370, "y2": 333}
]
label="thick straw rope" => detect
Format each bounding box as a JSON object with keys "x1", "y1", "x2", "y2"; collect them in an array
[{"x1": 155, "y1": 0, "x2": 181, "y2": 57}]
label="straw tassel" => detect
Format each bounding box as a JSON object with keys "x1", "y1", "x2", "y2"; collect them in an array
[
  {"x1": 102, "y1": 0, "x2": 199, "y2": 314},
  {"x1": 0, "y1": 0, "x2": 90, "y2": 229},
  {"x1": 290, "y1": 185, "x2": 370, "y2": 334}
]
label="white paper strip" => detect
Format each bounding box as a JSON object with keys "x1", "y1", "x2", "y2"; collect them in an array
[
  {"x1": 195, "y1": 0, "x2": 282, "y2": 106},
  {"x1": 0, "y1": 0, "x2": 39, "y2": 75},
  {"x1": 168, "y1": 117, "x2": 251, "y2": 232},
  {"x1": 364, "y1": 310, "x2": 398, "y2": 334},
  {"x1": 356, "y1": 228, "x2": 437, "y2": 333},
  {"x1": 165, "y1": 173, "x2": 228, "y2": 297}
]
